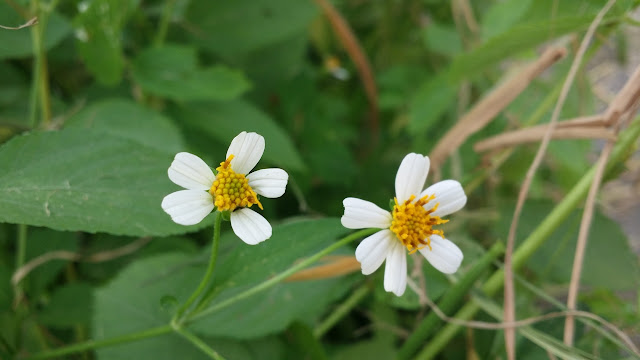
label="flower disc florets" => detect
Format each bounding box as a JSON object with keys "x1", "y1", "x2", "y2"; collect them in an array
[
  {"x1": 209, "y1": 155, "x2": 262, "y2": 212},
  {"x1": 390, "y1": 194, "x2": 448, "y2": 253}
]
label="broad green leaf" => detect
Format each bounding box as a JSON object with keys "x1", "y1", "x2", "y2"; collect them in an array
[
  {"x1": 74, "y1": 0, "x2": 139, "y2": 85},
  {"x1": 171, "y1": 100, "x2": 305, "y2": 172},
  {"x1": 0, "y1": 129, "x2": 209, "y2": 236},
  {"x1": 497, "y1": 200, "x2": 640, "y2": 290},
  {"x1": 94, "y1": 219, "x2": 355, "y2": 341},
  {"x1": 185, "y1": 0, "x2": 317, "y2": 57},
  {"x1": 38, "y1": 283, "x2": 92, "y2": 328},
  {"x1": 408, "y1": 73, "x2": 457, "y2": 134},
  {"x1": 65, "y1": 98, "x2": 186, "y2": 153},
  {"x1": 132, "y1": 45, "x2": 251, "y2": 101},
  {"x1": 0, "y1": 5, "x2": 71, "y2": 60}
]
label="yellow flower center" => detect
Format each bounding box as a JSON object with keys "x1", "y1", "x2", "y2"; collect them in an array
[
  {"x1": 390, "y1": 194, "x2": 448, "y2": 254},
  {"x1": 209, "y1": 155, "x2": 262, "y2": 212}
]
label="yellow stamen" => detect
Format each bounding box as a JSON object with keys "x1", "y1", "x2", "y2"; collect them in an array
[
  {"x1": 209, "y1": 155, "x2": 263, "y2": 212},
  {"x1": 389, "y1": 194, "x2": 448, "y2": 254}
]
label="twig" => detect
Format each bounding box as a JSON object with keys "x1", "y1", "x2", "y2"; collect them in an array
[
  {"x1": 0, "y1": 16, "x2": 38, "y2": 30},
  {"x1": 11, "y1": 237, "x2": 151, "y2": 285},
  {"x1": 314, "y1": 0, "x2": 379, "y2": 147},
  {"x1": 429, "y1": 47, "x2": 567, "y2": 170},
  {"x1": 503, "y1": 1, "x2": 616, "y2": 359},
  {"x1": 285, "y1": 255, "x2": 360, "y2": 281}
]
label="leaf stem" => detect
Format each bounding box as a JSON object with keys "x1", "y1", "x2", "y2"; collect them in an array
[
  {"x1": 188, "y1": 228, "x2": 377, "y2": 322},
  {"x1": 173, "y1": 211, "x2": 222, "y2": 324},
  {"x1": 24, "y1": 325, "x2": 172, "y2": 359},
  {"x1": 173, "y1": 326, "x2": 225, "y2": 360},
  {"x1": 30, "y1": 0, "x2": 52, "y2": 127}
]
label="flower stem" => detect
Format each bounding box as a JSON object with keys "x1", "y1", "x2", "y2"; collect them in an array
[
  {"x1": 173, "y1": 212, "x2": 223, "y2": 324},
  {"x1": 415, "y1": 117, "x2": 640, "y2": 360},
  {"x1": 173, "y1": 326, "x2": 225, "y2": 360},
  {"x1": 30, "y1": 0, "x2": 52, "y2": 127},
  {"x1": 188, "y1": 228, "x2": 377, "y2": 322},
  {"x1": 25, "y1": 325, "x2": 172, "y2": 359}
]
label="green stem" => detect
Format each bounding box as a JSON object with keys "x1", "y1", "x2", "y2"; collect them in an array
[
  {"x1": 173, "y1": 212, "x2": 223, "y2": 324},
  {"x1": 189, "y1": 228, "x2": 377, "y2": 322},
  {"x1": 415, "y1": 118, "x2": 640, "y2": 360},
  {"x1": 25, "y1": 325, "x2": 172, "y2": 359},
  {"x1": 173, "y1": 326, "x2": 225, "y2": 360},
  {"x1": 314, "y1": 283, "x2": 371, "y2": 338},
  {"x1": 397, "y1": 241, "x2": 505, "y2": 360},
  {"x1": 30, "y1": 0, "x2": 52, "y2": 127},
  {"x1": 154, "y1": 0, "x2": 176, "y2": 46}
]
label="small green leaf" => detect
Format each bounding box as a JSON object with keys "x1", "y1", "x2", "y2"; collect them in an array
[
  {"x1": 65, "y1": 98, "x2": 186, "y2": 154},
  {"x1": 74, "y1": 0, "x2": 139, "y2": 85},
  {"x1": 481, "y1": 0, "x2": 532, "y2": 41},
  {"x1": 0, "y1": 129, "x2": 209, "y2": 236},
  {"x1": 171, "y1": 100, "x2": 305, "y2": 172},
  {"x1": 185, "y1": 0, "x2": 317, "y2": 57},
  {"x1": 423, "y1": 22, "x2": 462, "y2": 57},
  {"x1": 132, "y1": 45, "x2": 251, "y2": 101}
]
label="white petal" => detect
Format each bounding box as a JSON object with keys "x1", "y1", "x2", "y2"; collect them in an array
[
  {"x1": 167, "y1": 152, "x2": 215, "y2": 191},
  {"x1": 230, "y1": 208, "x2": 272, "y2": 245},
  {"x1": 226, "y1": 132, "x2": 265, "y2": 174},
  {"x1": 247, "y1": 168, "x2": 288, "y2": 198},
  {"x1": 161, "y1": 190, "x2": 214, "y2": 226},
  {"x1": 419, "y1": 235, "x2": 463, "y2": 274},
  {"x1": 341, "y1": 197, "x2": 392, "y2": 229},
  {"x1": 384, "y1": 241, "x2": 407, "y2": 296},
  {"x1": 395, "y1": 153, "x2": 430, "y2": 203},
  {"x1": 355, "y1": 230, "x2": 395, "y2": 275},
  {"x1": 420, "y1": 180, "x2": 467, "y2": 217}
]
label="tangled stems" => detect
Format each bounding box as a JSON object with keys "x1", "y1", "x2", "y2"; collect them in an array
[{"x1": 25, "y1": 227, "x2": 376, "y2": 359}]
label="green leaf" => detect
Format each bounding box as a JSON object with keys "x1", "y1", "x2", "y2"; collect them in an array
[
  {"x1": 0, "y1": 5, "x2": 71, "y2": 60},
  {"x1": 185, "y1": 0, "x2": 317, "y2": 57},
  {"x1": 132, "y1": 45, "x2": 251, "y2": 101},
  {"x1": 497, "y1": 200, "x2": 640, "y2": 290},
  {"x1": 65, "y1": 98, "x2": 186, "y2": 154},
  {"x1": 74, "y1": 0, "x2": 139, "y2": 85},
  {"x1": 481, "y1": 0, "x2": 532, "y2": 41},
  {"x1": 38, "y1": 283, "x2": 92, "y2": 328},
  {"x1": 171, "y1": 100, "x2": 305, "y2": 172},
  {"x1": 94, "y1": 219, "x2": 354, "y2": 342},
  {"x1": 408, "y1": 73, "x2": 457, "y2": 134},
  {"x1": 0, "y1": 129, "x2": 209, "y2": 236},
  {"x1": 423, "y1": 22, "x2": 462, "y2": 57}
]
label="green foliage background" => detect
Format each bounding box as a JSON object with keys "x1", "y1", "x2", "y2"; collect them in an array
[{"x1": 1, "y1": 0, "x2": 639, "y2": 359}]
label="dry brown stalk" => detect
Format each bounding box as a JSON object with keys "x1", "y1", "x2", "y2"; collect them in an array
[
  {"x1": 314, "y1": 0, "x2": 379, "y2": 145},
  {"x1": 503, "y1": 1, "x2": 616, "y2": 358},
  {"x1": 285, "y1": 255, "x2": 360, "y2": 281},
  {"x1": 429, "y1": 47, "x2": 567, "y2": 170},
  {"x1": 473, "y1": 126, "x2": 615, "y2": 152},
  {"x1": 0, "y1": 16, "x2": 38, "y2": 30},
  {"x1": 12, "y1": 237, "x2": 151, "y2": 286}
]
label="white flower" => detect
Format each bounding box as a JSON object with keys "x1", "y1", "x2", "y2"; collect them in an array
[
  {"x1": 341, "y1": 153, "x2": 466, "y2": 296},
  {"x1": 161, "y1": 132, "x2": 289, "y2": 245}
]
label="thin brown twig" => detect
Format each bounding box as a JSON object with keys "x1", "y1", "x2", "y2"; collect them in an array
[
  {"x1": 11, "y1": 237, "x2": 151, "y2": 285},
  {"x1": 0, "y1": 16, "x2": 38, "y2": 30},
  {"x1": 429, "y1": 47, "x2": 567, "y2": 170},
  {"x1": 313, "y1": 0, "x2": 379, "y2": 146},
  {"x1": 503, "y1": 1, "x2": 616, "y2": 358}
]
